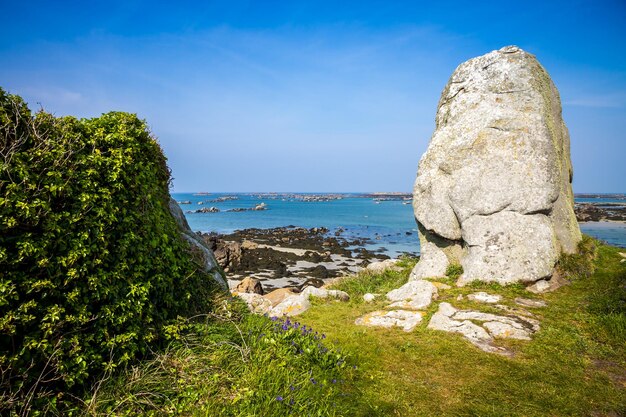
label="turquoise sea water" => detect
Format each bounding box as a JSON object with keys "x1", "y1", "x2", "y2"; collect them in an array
[{"x1": 173, "y1": 193, "x2": 626, "y2": 256}]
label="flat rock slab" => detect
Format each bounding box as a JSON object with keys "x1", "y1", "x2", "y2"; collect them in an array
[
  {"x1": 355, "y1": 310, "x2": 424, "y2": 332},
  {"x1": 467, "y1": 292, "x2": 502, "y2": 304},
  {"x1": 514, "y1": 297, "x2": 547, "y2": 308},
  {"x1": 263, "y1": 288, "x2": 297, "y2": 307},
  {"x1": 428, "y1": 302, "x2": 540, "y2": 354},
  {"x1": 386, "y1": 280, "x2": 438, "y2": 310}
]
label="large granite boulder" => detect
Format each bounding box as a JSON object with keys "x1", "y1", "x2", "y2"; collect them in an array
[
  {"x1": 169, "y1": 198, "x2": 227, "y2": 289},
  {"x1": 411, "y1": 46, "x2": 581, "y2": 285}
]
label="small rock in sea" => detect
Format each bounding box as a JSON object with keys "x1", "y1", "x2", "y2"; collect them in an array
[
  {"x1": 195, "y1": 206, "x2": 220, "y2": 213},
  {"x1": 355, "y1": 310, "x2": 424, "y2": 332},
  {"x1": 467, "y1": 292, "x2": 502, "y2": 304}
]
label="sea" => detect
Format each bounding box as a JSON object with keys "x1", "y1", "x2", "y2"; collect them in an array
[{"x1": 173, "y1": 193, "x2": 626, "y2": 257}]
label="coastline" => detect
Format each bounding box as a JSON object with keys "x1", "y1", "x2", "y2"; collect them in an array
[
  {"x1": 173, "y1": 193, "x2": 626, "y2": 291},
  {"x1": 200, "y1": 226, "x2": 397, "y2": 291}
]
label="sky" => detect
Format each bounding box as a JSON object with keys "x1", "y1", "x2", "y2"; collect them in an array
[{"x1": 1, "y1": 0, "x2": 625, "y2": 192}]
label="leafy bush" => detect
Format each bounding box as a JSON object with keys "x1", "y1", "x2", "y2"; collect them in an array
[{"x1": 0, "y1": 88, "x2": 218, "y2": 412}]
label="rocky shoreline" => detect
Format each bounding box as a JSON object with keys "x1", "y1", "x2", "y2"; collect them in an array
[
  {"x1": 199, "y1": 226, "x2": 394, "y2": 291},
  {"x1": 575, "y1": 202, "x2": 626, "y2": 222}
]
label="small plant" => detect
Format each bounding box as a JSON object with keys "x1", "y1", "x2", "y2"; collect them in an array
[
  {"x1": 557, "y1": 235, "x2": 598, "y2": 281},
  {"x1": 445, "y1": 263, "x2": 464, "y2": 280},
  {"x1": 329, "y1": 257, "x2": 417, "y2": 298}
]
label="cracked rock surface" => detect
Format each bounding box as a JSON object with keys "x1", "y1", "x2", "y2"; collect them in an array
[
  {"x1": 428, "y1": 302, "x2": 540, "y2": 354},
  {"x1": 355, "y1": 310, "x2": 424, "y2": 332},
  {"x1": 410, "y1": 46, "x2": 581, "y2": 285},
  {"x1": 386, "y1": 280, "x2": 438, "y2": 310}
]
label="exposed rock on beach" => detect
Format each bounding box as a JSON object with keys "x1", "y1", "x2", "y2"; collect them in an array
[{"x1": 201, "y1": 226, "x2": 390, "y2": 291}]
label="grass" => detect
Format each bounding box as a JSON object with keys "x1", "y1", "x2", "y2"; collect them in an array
[
  {"x1": 299, "y1": 237, "x2": 625, "y2": 416},
  {"x1": 70, "y1": 300, "x2": 358, "y2": 416},
  {"x1": 30, "y1": 237, "x2": 624, "y2": 416}
]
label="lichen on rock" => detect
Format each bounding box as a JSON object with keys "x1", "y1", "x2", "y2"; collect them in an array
[{"x1": 411, "y1": 46, "x2": 581, "y2": 286}]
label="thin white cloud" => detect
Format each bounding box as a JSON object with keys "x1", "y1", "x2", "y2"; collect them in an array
[
  {"x1": 564, "y1": 92, "x2": 626, "y2": 108},
  {"x1": 19, "y1": 86, "x2": 83, "y2": 107}
]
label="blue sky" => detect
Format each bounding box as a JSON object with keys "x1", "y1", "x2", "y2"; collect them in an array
[{"x1": 1, "y1": 1, "x2": 625, "y2": 192}]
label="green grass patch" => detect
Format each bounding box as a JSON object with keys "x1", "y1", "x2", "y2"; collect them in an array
[
  {"x1": 301, "y1": 238, "x2": 626, "y2": 416},
  {"x1": 330, "y1": 257, "x2": 417, "y2": 300},
  {"x1": 79, "y1": 298, "x2": 358, "y2": 416}
]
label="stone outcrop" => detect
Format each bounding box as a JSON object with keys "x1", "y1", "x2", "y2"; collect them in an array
[
  {"x1": 235, "y1": 277, "x2": 264, "y2": 295},
  {"x1": 270, "y1": 294, "x2": 311, "y2": 317},
  {"x1": 428, "y1": 302, "x2": 540, "y2": 354},
  {"x1": 355, "y1": 310, "x2": 424, "y2": 332},
  {"x1": 366, "y1": 259, "x2": 402, "y2": 273},
  {"x1": 301, "y1": 286, "x2": 350, "y2": 301},
  {"x1": 467, "y1": 292, "x2": 502, "y2": 304},
  {"x1": 169, "y1": 198, "x2": 227, "y2": 289},
  {"x1": 233, "y1": 292, "x2": 273, "y2": 315},
  {"x1": 386, "y1": 280, "x2": 438, "y2": 310},
  {"x1": 411, "y1": 46, "x2": 581, "y2": 285}
]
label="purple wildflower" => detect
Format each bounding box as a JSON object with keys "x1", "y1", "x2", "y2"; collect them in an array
[{"x1": 276, "y1": 396, "x2": 283, "y2": 401}]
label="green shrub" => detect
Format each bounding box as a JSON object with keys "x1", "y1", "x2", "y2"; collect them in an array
[{"x1": 0, "y1": 88, "x2": 218, "y2": 412}]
